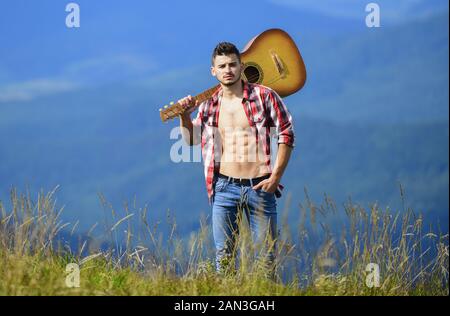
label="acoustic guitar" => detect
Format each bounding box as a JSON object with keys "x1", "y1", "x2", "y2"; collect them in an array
[{"x1": 159, "y1": 28, "x2": 306, "y2": 122}]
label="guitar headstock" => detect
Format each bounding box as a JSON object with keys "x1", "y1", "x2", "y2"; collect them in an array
[
  {"x1": 159, "y1": 101, "x2": 184, "y2": 122},
  {"x1": 158, "y1": 84, "x2": 219, "y2": 123}
]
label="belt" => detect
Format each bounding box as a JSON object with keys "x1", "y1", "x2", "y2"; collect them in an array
[{"x1": 217, "y1": 173, "x2": 270, "y2": 187}]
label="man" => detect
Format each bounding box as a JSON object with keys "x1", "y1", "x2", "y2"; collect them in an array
[{"x1": 177, "y1": 42, "x2": 295, "y2": 276}]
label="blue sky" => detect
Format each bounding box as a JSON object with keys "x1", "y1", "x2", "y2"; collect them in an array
[
  {"x1": 269, "y1": 0, "x2": 448, "y2": 20},
  {"x1": 1, "y1": 0, "x2": 448, "y2": 104}
]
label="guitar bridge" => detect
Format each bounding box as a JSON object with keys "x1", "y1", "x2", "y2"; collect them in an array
[{"x1": 270, "y1": 50, "x2": 286, "y2": 78}]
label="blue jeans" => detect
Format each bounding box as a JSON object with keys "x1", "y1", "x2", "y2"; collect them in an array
[{"x1": 212, "y1": 176, "x2": 278, "y2": 274}]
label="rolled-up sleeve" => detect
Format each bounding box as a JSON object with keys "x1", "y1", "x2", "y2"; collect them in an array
[{"x1": 266, "y1": 90, "x2": 295, "y2": 148}]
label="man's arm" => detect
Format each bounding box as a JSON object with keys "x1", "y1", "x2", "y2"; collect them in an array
[
  {"x1": 178, "y1": 95, "x2": 200, "y2": 146},
  {"x1": 271, "y1": 143, "x2": 293, "y2": 183},
  {"x1": 179, "y1": 113, "x2": 199, "y2": 146},
  {"x1": 253, "y1": 89, "x2": 295, "y2": 193}
]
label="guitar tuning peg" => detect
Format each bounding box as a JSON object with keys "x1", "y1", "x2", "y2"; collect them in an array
[
  {"x1": 159, "y1": 108, "x2": 162, "y2": 111},
  {"x1": 170, "y1": 101, "x2": 174, "y2": 105},
  {"x1": 164, "y1": 105, "x2": 168, "y2": 108}
]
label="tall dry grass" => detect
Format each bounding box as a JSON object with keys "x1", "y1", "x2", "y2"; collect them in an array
[{"x1": 0, "y1": 186, "x2": 448, "y2": 295}]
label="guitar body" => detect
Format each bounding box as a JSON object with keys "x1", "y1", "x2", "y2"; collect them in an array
[
  {"x1": 241, "y1": 28, "x2": 306, "y2": 97},
  {"x1": 160, "y1": 28, "x2": 306, "y2": 122}
]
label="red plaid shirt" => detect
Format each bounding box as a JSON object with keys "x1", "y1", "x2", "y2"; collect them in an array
[{"x1": 192, "y1": 81, "x2": 295, "y2": 204}]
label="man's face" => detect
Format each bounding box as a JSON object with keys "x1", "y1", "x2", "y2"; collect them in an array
[{"x1": 211, "y1": 54, "x2": 242, "y2": 86}]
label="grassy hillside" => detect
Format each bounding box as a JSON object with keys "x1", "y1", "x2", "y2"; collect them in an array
[{"x1": 0, "y1": 187, "x2": 448, "y2": 295}]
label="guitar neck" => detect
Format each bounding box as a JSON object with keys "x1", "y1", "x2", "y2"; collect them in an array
[{"x1": 160, "y1": 84, "x2": 220, "y2": 122}]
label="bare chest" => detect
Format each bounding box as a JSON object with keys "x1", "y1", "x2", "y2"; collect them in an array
[{"x1": 218, "y1": 98, "x2": 250, "y2": 130}]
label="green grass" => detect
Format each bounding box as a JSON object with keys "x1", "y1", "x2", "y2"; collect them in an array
[
  {"x1": 0, "y1": 187, "x2": 448, "y2": 296},
  {"x1": 0, "y1": 252, "x2": 305, "y2": 295}
]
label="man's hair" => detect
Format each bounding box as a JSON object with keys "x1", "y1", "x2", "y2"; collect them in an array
[{"x1": 211, "y1": 42, "x2": 241, "y2": 65}]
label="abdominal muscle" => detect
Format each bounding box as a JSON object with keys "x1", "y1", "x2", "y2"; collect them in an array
[
  {"x1": 218, "y1": 98, "x2": 271, "y2": 179},
  {"x1": 219, "y1": 128, "x2": 271, "y2": 179}
]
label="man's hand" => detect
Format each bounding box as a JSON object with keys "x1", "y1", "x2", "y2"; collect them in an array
[
  {"x1": 178, "y1": 95, "x2": 198, "y2": 119},
  {"x1": 253, "y1": 144, "x2": 292, "y2": 194},
  {"x1": 252, "y1": 176, "x2": 280, "y2": 194}
]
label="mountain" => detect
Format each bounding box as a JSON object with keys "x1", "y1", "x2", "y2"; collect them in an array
[
  {"x1": 0, "y1": 9, "x2": 448, "y2": 236},
  {"x1": 290, "y1": 12, "x2": 449, "y2": 123}
]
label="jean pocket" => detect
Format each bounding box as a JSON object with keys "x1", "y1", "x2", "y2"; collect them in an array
[
  {"x1": 257, "y1": 188, "x2": 276, "y2": 199},
  {"x1": 215, "y1": 178, "x2": 228, "y2": 192}
]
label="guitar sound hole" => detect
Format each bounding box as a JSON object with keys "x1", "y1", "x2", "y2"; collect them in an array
[{"x1": 244, "y1": 65, "x2": 261, "y2": 83}]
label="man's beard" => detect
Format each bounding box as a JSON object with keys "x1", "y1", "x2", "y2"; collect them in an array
[{"x1": 219, "y1": 75, "x2": 241, "y2": 87}]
